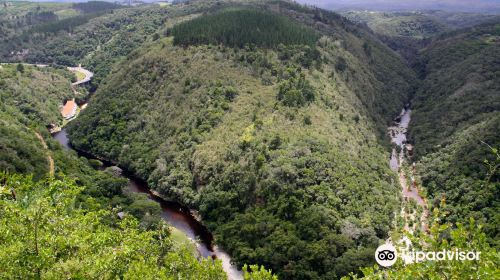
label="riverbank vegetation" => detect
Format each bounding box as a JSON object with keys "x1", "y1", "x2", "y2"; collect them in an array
[
  {"x1": 0, "y1": 61, "x2": 276, "y2": 280},
  {"x1": 0, "y1": 173, "x2": 227, "y2": 279},
  {"x1": 344, "y1": 207, "x2": 500, "y2": 279},
  {"x1": 67, "y1": 1, "x2": 416, "y2": 278},
  {"x1": 0, "y1": 64, "x2": 159, "y2": 225},
  {"x1": 408, "y1": 21, "x2": 500, "y2": 245}
]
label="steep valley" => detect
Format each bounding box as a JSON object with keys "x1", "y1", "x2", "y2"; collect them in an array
[
  {"x1": 409, "y1": 20, "x2": 500, "y2": 245},
  {"x1": 0, "y1": 1, "x2": 498, "y2": 279},
  {"x1": 66, "y1": 2, "x2": 417, "y2": 278}
]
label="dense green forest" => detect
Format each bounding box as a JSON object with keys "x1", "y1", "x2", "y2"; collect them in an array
[
  {"x1": 1, "y1": 0, "x2": 499, "y2": 279},
  {"x1": 0, "y1": 59, "x2": 274, "y2": 280},
  {"x1": 67, "y1": 2, "x2": 416, "y2": 279},
  {"x1": 0, "y1": 64, "x2": 73, "y2": 124},
  {"x1": 0, "y1": 64, "x2": 70, "y2": 178},
  {"x1": 0, "y1": 3, "x2": 170, "y2": 84},
  {"x1": 408, "y1": 21, "x2": 500, "y2": 245},
  {"x1": 0, "y1": 173, "x2": 228, "y2": 279},
  {"x1": 344, "y1": 207, "x2": 500, "y2": 279},
  {"x1": 0, "y1": 1, "x2": 120, "y2": 40},
  {"x1": 0, "y1": 2, "x2": 67, "y2": 39},
  {"x1": 0, "y1": 64, "x2": 164, "y2": 227},
  {"x1": 342, "y1": 10, "x2": 500, "y2": 62},
  {"x1": 171, "y1": 9, "x2": 319, "y2": 48}
]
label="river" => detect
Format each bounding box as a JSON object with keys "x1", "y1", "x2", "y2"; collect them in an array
[
  {"x1": 52, "y1": 129, "x2": 242, "y2": 280},
  {"x1": 387, "y1": 106, "x2": 428, "y2": 233}
]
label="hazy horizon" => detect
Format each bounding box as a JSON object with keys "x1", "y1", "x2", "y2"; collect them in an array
[
  {"x1": 296, "y1": 0, "x2": 500, "y2": 13},
  {"x1": 19, "y1": 0, "x2": 500, "y2": 13}
]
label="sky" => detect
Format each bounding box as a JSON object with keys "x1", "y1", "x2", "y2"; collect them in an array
[{"x1": 295, "y1": 0, "x2": 500, "y2": 13}]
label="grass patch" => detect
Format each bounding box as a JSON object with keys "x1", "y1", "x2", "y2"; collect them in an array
[
  {"x1": 54, "y1": 9, "x2": 80, "y2": 20},
  {"x1": 74, "y1": 70, "x2": 86, "y2": 81}
]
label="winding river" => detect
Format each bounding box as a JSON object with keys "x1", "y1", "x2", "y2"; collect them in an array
[
  {"x1": 51, "y1": 65, "x2": 242, "y2": 279},
  {"x1": 51, "y1": 65, "x2": 426, "y2": 278},
  {"x1": 53, "y1": 127, "x2": 241, "y2": 279}
]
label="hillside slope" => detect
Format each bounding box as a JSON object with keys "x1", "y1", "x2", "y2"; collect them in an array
[
  {"x1": 68, "y1": 2, "x2": 417, "y2": 278},
  {"x1": 0, "y1": 173, "x2": 232, "y2": 279},
  {"x1": 342, "y1": 10, "x2": 500, "y2": 62},
  {"x1": 0, "y1": 59, "x2": 256, "y2": 280},
  {"x1": 0, "y1": 64, "x2": 72, "y2": 178},
  {"x1": 409, "y1": 20, "x2": 500, "y2": 244},
  {"x1": 0, "y1": 64, "x2": 164, "y2": 227}
]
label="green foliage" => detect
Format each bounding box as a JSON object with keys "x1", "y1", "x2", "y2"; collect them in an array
[
  {"x1": 342, "y1": 10, "x2": 448, "y2": 39},
  {"x1": 243, "y1": 264, "x2": 278, "y2": 280},
  {"x1": 340, "y1": 10, "x2": 499, "y2": 63},
  {"x1": 408, "y1": 21, "x2": 500, "y2": 244},
  {"x1": 72, "y1": 1, "x2": 123, "y2": 14},
  {"x1": 0, "y1": 173, "x2": 227, "y2": 279},
  {"x1": 0, "y1": 59, "x2": 274, "y2": 280},
  {"x1": 344, "y1": 209, "x2": 500, "y2": 279},
  {"x1": 1, "y1": 2, "x2": 497, "y2": 279},
  {"x1": 417, "y1": 120, "x2": 500, "y2": 246},
  {"x1": 0, "y1": 2, "x2": 65, "y2": 39},
  {"x1": 277, "y1": 68, "x2": 315, "y2": 107},
  {"x1": 0, "y1": 64, "x2": 162, "y2": 228},
  {"x1": 303, "y1": 115, "x2": 312, "y2": 125},
  {"x1": 343, "y1": 9, "x2": 499, "y2": 39},
  {"x1": 31, "y1": 12, "x2": 105, "y2": 34},
  {"x1": 16, "y1": 63, "x2": 24, "y2": 73},
  {"x1": 0, "y1": 64, "x2": 72, "y2": 125},
  {"x1": 67, "y1": 36, "x2": 408, "y2": 278},
  {"x1": 0, "y1": 5, "x2": 175, "y2": 85},
  {"x1": 172, "y1": 8, "x2": 320, "y2": 48},
  {"x1": 59, "y1": 1, "x2": 413, "y2": 279},
  {"x1": 0, "y1": 111, "x2": 48, "y2": 180},
  {"x1": 0, "y1": 64, "x2": 71, "y2": 179},
  {"x1": 335, "y1": 56, "x2": 347, "y2": 72}
]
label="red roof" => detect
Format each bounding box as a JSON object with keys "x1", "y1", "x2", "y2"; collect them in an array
[{"x1": 61, "y1": 99, "x2": 77, "y2": 119}]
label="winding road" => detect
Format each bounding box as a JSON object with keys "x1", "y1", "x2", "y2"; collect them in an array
[{"x1": 67, "y1": 66, "x2": 94, "y2": 86}]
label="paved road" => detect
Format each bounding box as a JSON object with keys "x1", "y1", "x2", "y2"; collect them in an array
[
  {"x1": 0, "y1": 62, "x2": 48, "y2": 67},
  {"x1": 67, "y1": 66, "x2": 94, "y2": 86}
]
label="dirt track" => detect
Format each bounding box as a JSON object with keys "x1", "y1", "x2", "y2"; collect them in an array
[{"x1": 34, "y1": 131, "x2": 54, "y2": 177}]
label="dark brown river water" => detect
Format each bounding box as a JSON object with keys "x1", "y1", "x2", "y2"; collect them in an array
[{"x1": 52, "y1": 129, "x2": 242, "y2": 279}]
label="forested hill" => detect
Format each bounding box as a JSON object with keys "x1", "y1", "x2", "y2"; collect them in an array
[
  {"x1": 0, "y1": 2, "x2": 174, "y2": 85},
  {"x1": 408, "y1": 20, "x2": 500, "y2": 245},
  {"x1": 0, "y1": 64, "x2": 72, "y2": 179},
  {"x1": 341, "y1": 10, "x2": 500, "y2": 63},
  {"x1": 0, "y1": 61, "x2": 269, "y2": 280},
  {"x1": 1, "y1": 0, "x2": 499, "y2": 279},
  {"x1": 68, "y1": 1, "x2": 416, "y2": 279}
]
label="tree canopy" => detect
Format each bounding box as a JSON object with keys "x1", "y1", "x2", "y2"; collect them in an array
[{"x1": 171, "y1": 9, "x2": 320, "y2": 48}]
